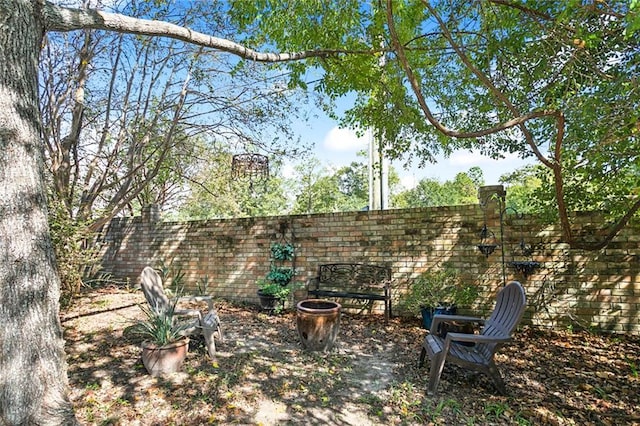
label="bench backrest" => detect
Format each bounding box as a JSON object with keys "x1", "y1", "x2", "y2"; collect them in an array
[{"x1": 317, "y1": 263, "x2": 391, "y2": 290}]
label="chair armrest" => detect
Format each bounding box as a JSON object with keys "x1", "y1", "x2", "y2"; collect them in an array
[
  {"x1": 429, "y1": 315, "x2": 485, "y2": 335},
  {"x1": 306, "y1": 277, "x2": 319, "y2": 291},
  {"x1": 174, "y1": 308, "x2": 202, "y2": 320},
  {"x1": 182, "y1": 295, "x2": 212, "y2": 302},
  {"x1": 445, "y1": 332, "x2": 512, "y2": 345},
  {"x1": 178, "y1": 295, "x2": 214, "y2": 312}
]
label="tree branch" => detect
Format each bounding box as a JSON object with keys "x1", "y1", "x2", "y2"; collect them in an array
[
  {"x1": 385, "y1": 1, "x2": 558, "y2": 142},
  {"x1": 43, "y1": 2, "x2": 356, "y2": 62},
  {"x1": 386, "y1": 0, "x2": 589, "y2": 247}
]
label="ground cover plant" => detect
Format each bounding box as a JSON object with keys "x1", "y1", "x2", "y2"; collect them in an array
[{"x1": 62, "y1": 285, "x2": 640, "y2": 425}]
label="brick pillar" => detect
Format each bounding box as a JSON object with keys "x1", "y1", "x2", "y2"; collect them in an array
[
  {"x1": 478, "y1": 185, "x2": 506, "y2": 210},
  {"x1": 141, "y1": 204, "x2": 160, "y2": 223},
  {"x1": 478, "y1": 185, "x2": 505, "y2": 247},
  {"x1": 478, "y1": 185, "x2": 506, "y2": 225}
]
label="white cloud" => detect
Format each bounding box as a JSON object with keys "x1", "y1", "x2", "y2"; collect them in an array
[
  {"x1": 399, "y1": 174, "x2": 418, "y2": 190},
  {"x1": 322, "y1": 127, "x2": 368, "y2": 152},
  {"x1": 281, "y1": 163, "x2": 296, "y2": 179},
  {"x1": 448, "y1": 151, "x2": 482, "y2": 166}
]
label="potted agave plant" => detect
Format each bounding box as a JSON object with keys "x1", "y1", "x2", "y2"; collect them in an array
[{"x1": 135, "y1": 299, "x2": 194, "y2": 376}]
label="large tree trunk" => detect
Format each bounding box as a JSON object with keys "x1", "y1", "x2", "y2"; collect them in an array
[
  {"x1": 1, "y1": 1, "x2": 332, "y2": 423},
  {"x1": 0, "y1": 1, "x2": 78, "y2": 424}
]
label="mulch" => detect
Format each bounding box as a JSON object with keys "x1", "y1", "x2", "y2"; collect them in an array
[{"x1": 62, "y1": 286, "x2": 640, "y2": 425}]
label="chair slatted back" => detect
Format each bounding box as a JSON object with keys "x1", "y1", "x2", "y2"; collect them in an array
[
  {"x1": 475, "y1": 281, "x2": 526, "y2": 360},
  {"x1": 140, "y1": 266, "x2": 170, "y2": 314}
]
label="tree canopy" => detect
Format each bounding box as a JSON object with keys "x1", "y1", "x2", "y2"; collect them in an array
[
  {"x1": 230, "y1": 0, "x2": 640, "y2": 249},
  {"x1": 396, "y1": 169, "x2": 483, "y2": 208},
  {"x1": 40, "y1": 1, "x2": 313, "y2": 229}
]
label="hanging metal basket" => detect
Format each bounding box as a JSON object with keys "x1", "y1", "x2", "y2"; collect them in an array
[
  {"x1": 508, "y1": 260, "x2": 540, "y2": 278},
  {"x1": 477, "y1": 224, "x2": 498, "y2": 258},
  {"x1": 231, "y1": 153, "x2": 269, "y2": 184}
]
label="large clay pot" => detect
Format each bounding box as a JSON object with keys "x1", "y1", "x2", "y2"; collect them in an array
[
  {"x1": 296, "y1": 299, "x2": 341, "y2": 351},
  {"x1": 141, "y1": 338, "x2": 189, "y2": 376}
]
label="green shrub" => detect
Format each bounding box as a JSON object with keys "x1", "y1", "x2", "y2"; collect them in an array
[
  {"x1": 400, "y1": 266, "x2": 478, "y2": 312},
  {"x1": 48, "y1": 200, "x2": 101, "y2": 307}
]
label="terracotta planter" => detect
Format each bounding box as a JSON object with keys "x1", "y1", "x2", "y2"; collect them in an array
[
  {"x1": 296, "y1": 299, "x2": 341, "y2": 351},
  {"x1": 141, "y1": 338, "x2": 189, "y2": 376}
]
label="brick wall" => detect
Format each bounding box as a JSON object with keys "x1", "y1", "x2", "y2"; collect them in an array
[{"x1": 97, "y1": 186, "x2": 640, "y2": 334}]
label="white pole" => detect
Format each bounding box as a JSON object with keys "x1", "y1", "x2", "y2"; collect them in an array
[
  {"x1": 368, "y1": 129, "x2": 379, "y2": 210},
  {"x1": 368, "y1": 128, "x2": 389, "y2": 210},
  {"x1": 368, "y1": 42, "x2": 389, "y2": 211}
]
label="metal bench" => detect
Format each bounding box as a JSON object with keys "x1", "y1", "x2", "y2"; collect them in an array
[{"x1": 306, "y1": 263, "x2": 392, "y2": 320}]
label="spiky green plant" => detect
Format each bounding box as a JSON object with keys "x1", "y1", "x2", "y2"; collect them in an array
[{"x1": 135, "y1": 298, "x2": 192, "y2": 346}]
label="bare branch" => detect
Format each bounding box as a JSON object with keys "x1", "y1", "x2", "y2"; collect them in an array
[{"x1": 42, "y1": 2, "x2": 356, "y2": 62}]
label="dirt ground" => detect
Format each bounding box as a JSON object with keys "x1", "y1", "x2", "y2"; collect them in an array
[{"x1": 61, "y1": 285, "x2": 640, "y2": 425}]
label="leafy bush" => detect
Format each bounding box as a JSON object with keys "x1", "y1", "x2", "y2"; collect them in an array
[
  {"x1": 265, "y1": 266, "x2": 294, "y2": 286},
  {"x1": 257, "y1": 279, "x2": 291, "y2": 301},
  {"x1": 400, "y1": 266, "x2": 478, "y2": 312},
  {"x1": 48, "y1": 200, "x2": 101, "y2": 307},
  {"x1": 270, "y1": 242, "x2": 295, "y2": 261}
]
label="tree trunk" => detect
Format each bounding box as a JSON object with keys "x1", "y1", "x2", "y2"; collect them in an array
[{"x1": 0, "y1": 1, "x2": 78, "y2": 424}]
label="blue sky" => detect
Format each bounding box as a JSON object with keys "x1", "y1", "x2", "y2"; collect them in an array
[{"x1": 287, "y1": 101, "x2": 534, "y2": 190}]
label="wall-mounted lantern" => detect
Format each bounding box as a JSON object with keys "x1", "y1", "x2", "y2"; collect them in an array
[{"x1": 477, "y1": 224, "x2": 497, "y2": 258}]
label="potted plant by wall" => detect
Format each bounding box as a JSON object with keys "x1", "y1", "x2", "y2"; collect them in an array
[
  {"x1": 256, "y1": 241, "x2": 295, "y2": 313},
  {"x1": 257, "y1": 279, "x2": 291, "y2": 313},
  {"x1": 400, "y1": 266, "x2": 478, "y2": 330},
  {"x1": 134, "y1": 300, "x2": 193, "y2": 376}
]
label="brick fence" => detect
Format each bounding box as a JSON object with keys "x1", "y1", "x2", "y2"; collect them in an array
[{"x1": 97, "y1": 186, "x2": 640, "y2": 334}]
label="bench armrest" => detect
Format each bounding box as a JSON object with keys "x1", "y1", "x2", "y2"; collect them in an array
[{"x1": 306, "y1": 277, "x2": 319, "y2": 291}]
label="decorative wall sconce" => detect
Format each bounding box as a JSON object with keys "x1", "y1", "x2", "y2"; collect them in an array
[
  {"x1": 508, "y1": 238, "x2": 540, "y2": 278},
  {"x1": 477, "y1": 189, "x2": 541, "y2": 283},
  {"x1": 508, "y1": 260, "x2": 540, "y2": 278},
  {"x1": 477, "y1": 224, "x2": 497, "y2": 258},
  {"x1": 231, "y1": 153, "x2": 269, "y2": 187}
]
